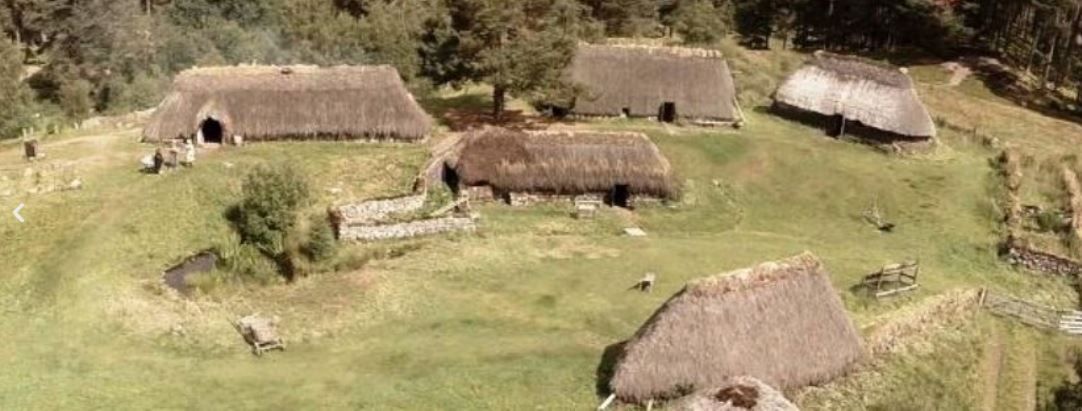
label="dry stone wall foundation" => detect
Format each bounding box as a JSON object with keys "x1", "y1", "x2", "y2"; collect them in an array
[
  {"x1": 1003, "y1": 242, "x2": 1082, "y2": 276},
  {"x1": 333, "y1": 194, "x2": 426, "y2": 224},
  {"x1": 338, "y1": 216, "x2": 476, "y2": 242}
]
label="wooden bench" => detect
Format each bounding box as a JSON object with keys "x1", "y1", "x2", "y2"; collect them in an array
[{"x1": 574, "y1": 198, "x2": 603, "y2": 219}]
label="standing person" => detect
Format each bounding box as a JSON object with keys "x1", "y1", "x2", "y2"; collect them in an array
[
  {"x1": 182, "y1": 138, "x2": 196, "y2": 167},
  {"x1": 167, "y1": 140, "x2": 180, "y2": 170},
  {"x1": 152, "y1": 148, "x2": 165, "y2": 174}
]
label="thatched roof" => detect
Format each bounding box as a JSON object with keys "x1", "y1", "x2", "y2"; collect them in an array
[
  {"x1": 668, "y1": 377, "x2": 799, "y2": 411},
  {"x1": 610, "y1": 252, "x2": 863, "y2": 403},
  {"x1": 773, "y1": 51, "x2": 936, "y2": 138},
  {"x1": 142, "y1": 65, "x2": 432, "y2": 142},
  {"x1": 569, "y1": 44, "x2": 739, "y2": 121},
  {"x1": 449, "y1": 127, "x2": 676, "y2": 198}
]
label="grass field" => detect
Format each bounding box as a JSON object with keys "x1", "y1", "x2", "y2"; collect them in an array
[{"x1": 3, "y1": 47, "x2": 1082, "y2": 410}]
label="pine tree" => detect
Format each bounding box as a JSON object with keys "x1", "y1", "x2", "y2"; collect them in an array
[
  {"x1": 0, "y1": 36, "x2": 33, "y2": 139},
  {"x1": 425, "y1": 0, "x2": 598, "y2": 118},
  {"x1": 579, "y1": 0, "x2": 658, "y2": 37},
  {"x1": 670, "y1": 0, "x2": 727, "y2": 44}
]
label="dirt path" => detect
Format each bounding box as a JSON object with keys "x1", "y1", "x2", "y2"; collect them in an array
[
  {"x1": 979, "y1": 324, "x2": 1005, "y2": 411},
  {"x1": 997, "y1": 330, "x2": 1039, "y2": 411},
  {"x1": 942, "y1": 62, "x2": 974, "y2": 87},
  {"x1": 1017, "y1": 342, "x2": 1038, "y2": 411}
]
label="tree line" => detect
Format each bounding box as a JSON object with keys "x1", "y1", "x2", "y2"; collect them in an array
[{"x1": 1, "y1": 0, "x2": 1081, "y2": 139}]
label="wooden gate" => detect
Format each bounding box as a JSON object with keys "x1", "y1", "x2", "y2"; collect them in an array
[{"x1": 981, "y1": 289, "x2": 1082, "y2": 335}]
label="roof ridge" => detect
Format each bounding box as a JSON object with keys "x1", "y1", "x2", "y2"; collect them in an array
[
  {"x1": 582, "y1": 42, "x2": 723, "y2": 59},
  {"x1": 686, "y1": 252, "x2": 821, "y2": 295}
]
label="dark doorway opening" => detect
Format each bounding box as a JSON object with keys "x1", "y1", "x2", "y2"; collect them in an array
[
  {"x1": 828, "y1": 114, "x2": 845, "y2": 137},
  {"x1": 442, "y1": 163, "x2": 461, "y2": 196},
  {"x1": 200, "y1": 118, "x2": 223, "y2": 144},
  {"x1": 660, "y1": 102, "x2": 676, "y2": 123},
  {"x1": 551, "y1": 105, "x2": 570, "y2": 119},
  {"x1": 621, "y1": 107, "x2": 631, "y2": 118},
  {"x1": 608, "y1": 185, "x2": 631, "y2": 208}
]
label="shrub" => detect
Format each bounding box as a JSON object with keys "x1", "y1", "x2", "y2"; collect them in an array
[
  {"x1": 106, "y1": 72, "x2": 169, "y2": 114},
  {"x1": 0, "y1": 38, "x2": 35, "y2": 139},
  {"x1": 58, "y1": 79, "x2": 94, "y2": 120},
  {"x1": 302, "y1": 213, "x2": 338, "y2": 263},
  {"x1": 1036, "y1": 210, "x2": 1069, "y2": 233},
  {"x1": 232, "y1": 163, "x2": 311, "y2": 278},
  {"x1": 670, "y1": 0, "x2": 727, "y2": 45},
  {"x1": 1050, "y1": 350, "x2": 1082, "y2": 410}
]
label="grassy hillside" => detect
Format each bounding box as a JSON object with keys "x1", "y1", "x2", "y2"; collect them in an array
[{"x1": 2, "y1": 45, "x2": 1082, "y2": 410}]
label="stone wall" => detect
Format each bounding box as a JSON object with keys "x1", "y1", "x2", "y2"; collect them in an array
[
  {"x1": 465, "y1": 186, "x2": 497, "y2": 202},
  {"x1": 994, "y1": 148, "x2": 1082, "y2": 276},
  {"x1": 333, "y1": 194, "x2": 426, "y2": 224},
  {"x1": 1003, "y1": 240, "x2": 1082, "y2": 276},
  {"x1": 507, "y1": 192, "x2": 605, "y2": 207},
  {"x1": 338, "y1": 216, "x2": 476, "y2": 242}
]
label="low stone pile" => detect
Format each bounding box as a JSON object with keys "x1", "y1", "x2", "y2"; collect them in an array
[
  {"x1": 1003, "y1": 241, "x2": 1082, "y2": 276},
  {"x1": 0, "y1": 163, "x2": 82, "y2": 197}
]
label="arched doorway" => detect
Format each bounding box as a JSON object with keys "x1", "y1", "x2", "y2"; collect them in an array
[{"x1": 199, "y1": 118, "x2": 224, "y2": 144}]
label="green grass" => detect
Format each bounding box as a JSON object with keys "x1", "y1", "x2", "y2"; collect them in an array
[{"x1": 3, "y1": 49, "x2": 1082, "y2": 409}]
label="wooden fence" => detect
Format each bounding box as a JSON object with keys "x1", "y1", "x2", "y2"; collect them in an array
[{"x1": 980, "y1": 289, "x2": 1082, "y2": 335}]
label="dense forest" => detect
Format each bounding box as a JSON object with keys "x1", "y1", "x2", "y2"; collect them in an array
[{"x1": 1, "y1": 0, "x2": 1081, "y2": 139}]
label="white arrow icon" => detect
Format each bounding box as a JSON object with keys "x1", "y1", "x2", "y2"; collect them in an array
[{"x1": 13, "y1": 203, "x2": 24, "y2": 223}]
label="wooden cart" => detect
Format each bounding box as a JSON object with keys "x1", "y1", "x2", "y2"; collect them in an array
[{"x1": 233, "y1": 314, "x2": 286, "y2": 356}]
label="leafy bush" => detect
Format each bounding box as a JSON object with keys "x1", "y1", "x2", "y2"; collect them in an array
[
  {"x1": 105, "y1": 72, "x2": 169, "y2": 114},
  {"x1": 232, "y1": 163, "x2": 311, "y2": 278},
  {"x1": 302, "y1": 213, "x2": 338, "y2": 263},
  {"x1": 0, "y1": 38, "x2": 35, "y2": 139},
  {"x1": 58, "y1": 79, "x2": 94, "y2": 120},
  {"x1": 1035, "y1": 210, "x2": 1069, "y2": 233},
  {"x1": 669, "y1": 0, "x2": 727, "y2": 45}
]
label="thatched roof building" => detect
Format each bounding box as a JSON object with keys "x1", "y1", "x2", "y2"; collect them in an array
[
  {"x1": 447, "y1": 127, "x2": 676, "y2": 203},
  {"x1": 568, "y1": 44, "x2": 741, "y2": 124},
  {"x1": 667, "y1": 377, "x2": 799, "y2": 411},
  {"x1": 609, "y1": 253, "x2": 863, "y2": 403},
  {"x1": 143, "y1": 65, "x2": 432, "y2": 143},
  {"x1": 773, "y1": 51, "x2": 935, "y2": 139}
]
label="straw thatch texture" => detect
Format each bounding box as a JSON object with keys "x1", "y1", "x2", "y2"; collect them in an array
[
  {"x1": 449, "y1": 127, "x2": 676, "y2": 198},
  {"x1": 610, "y1": 252, "x2": 863, "y2": 403},
  {"x1": 774, "y1": 52, "x2": 935, "y2": 138},
  {"x1": 668, "y1": 376, "x2": 799, "y2": 411},
  {"x1": 143, "y1": 65, "x2": 432, "y2": 142},
  {"x1": 569, "y1": 44, "x2": 739, "y2": 121}
]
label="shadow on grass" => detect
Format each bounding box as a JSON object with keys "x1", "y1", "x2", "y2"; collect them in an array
[
  {"x1": 419, "y1": 92, "x2": 491, "y2": 124},
  {"x1": 418, "y1": 90, "x2": 574, "y2": 131},
  {"x1": 595, "y1": 340, "x2": 627, "y2": 397},
  {"x1": 964, "y1": 58, "x2": 1082, "y2": 125}
]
